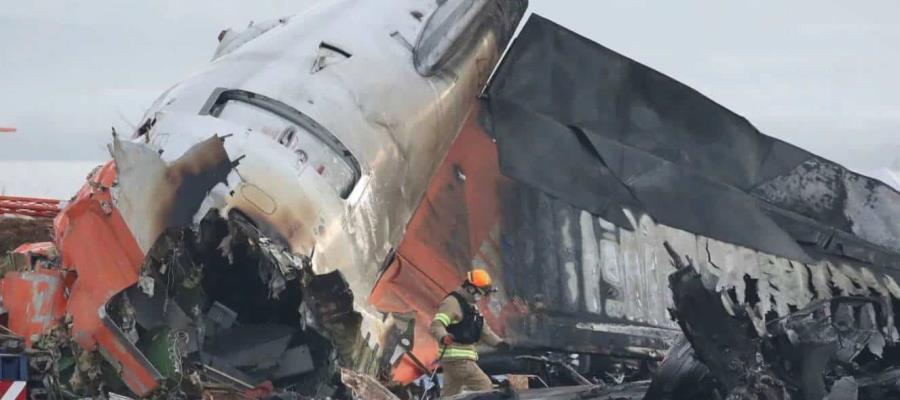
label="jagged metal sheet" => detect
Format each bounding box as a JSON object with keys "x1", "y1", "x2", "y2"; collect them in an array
[
  {"x1": 497, "y1": 185, "x2": 682, "y2": 354},
  {"x1": 482, "y1": 14, "x2": 900, "y2": 268},
  {"x1": 381, "y1": 90, "x2": 900, "y2": 362},
  {"x1": 390, "y1": 13, "x2": 900, "y2": 363}
]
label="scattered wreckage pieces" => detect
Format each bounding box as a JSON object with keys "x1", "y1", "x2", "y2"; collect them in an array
[
  {"x1": 666, "y1": 253, "x2": 791, "y2": 400},
  {"x1": 111, "y1": 209, "x2": 346, "y2": 398},
  {"x1": 0, "y1": 200, "x2": 367, "y2": 397},
  {"x1": 657, "y1": 243, "x2": 900, "y2": 400},
  {"x1": 855, "y1": 367, "x2": 900, "y2": 398},
  {"x1": 341, "y1": 368, "x2": 402, "y2": 400},
  {"x1": 0, "y1": 331, "x2": 47, "y2": 397},
  {"x1": 444, "y1": 380, "x2": 651, "y2": 400},
  {"x1": 641, "y1": 336, "x2": 714, "y2": 400},
  {"x1": 0, "y1": 132, "x2": 386, "y2": 398},
  {"x1": 111, "y1": 134, "x2": 234, "y2": 254},
  {"x1": 765, "y1": 297, "x2": 900, "y2": 400},
  {"x1": 108, "y1": 132, "x2": 377, "y2": 396},
  {"x1": 49, "y1": 159, "x2": 164, "y2": 396}
]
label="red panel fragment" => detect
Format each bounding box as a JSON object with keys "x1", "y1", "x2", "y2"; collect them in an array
[
  {"x1": 52, "y1": 161, "x2": 162, "y2": 396},
  {"x1": 0, "y1": 268, "x2": 68, "y2": 346},
  {"x1": 372, "y1": 107, "x2": 513, "y2": 384}
]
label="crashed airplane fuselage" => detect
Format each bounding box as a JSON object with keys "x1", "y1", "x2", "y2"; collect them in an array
[
  {"x1": 3, "y1": 0, "x2": 526, "y2": 397},
  {"x1": 6, "y1": 2, "x2": 900, "y2": 399}
]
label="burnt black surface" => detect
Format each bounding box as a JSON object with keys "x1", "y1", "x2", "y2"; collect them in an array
[
  {"x1": 667, "y1": 264, "x2": 790, "y2": 399},
  {"x1": 483, "y1": 14, "x2": 900, "y2": 267},
  {"x1": 415, "y1": 163, "x2": 473, "y2": 273},
  {"x1": 204, "y1": 324, "x2": 293, "y2": 368},
  {"x1": 164, "y1": 135, "x2": 234, "y2": 229},
  {"x1": 118, "y1": 212, "x2": 340, "y2": 397},
  {"x1": 496, "y1": 183, "x2": 678, "y2": 353},
  {"x1": 642, "y1": 336, "x2": 714, "y2": 400}
]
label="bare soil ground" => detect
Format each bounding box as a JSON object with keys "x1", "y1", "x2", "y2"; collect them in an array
[{"x1": 0, "y1": 216, "x2": 53, "y2": 255}]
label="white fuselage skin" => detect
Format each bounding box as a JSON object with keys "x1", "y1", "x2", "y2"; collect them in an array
[{"x1": 122, "y1": 0, "x2": 517, "y2": 350}]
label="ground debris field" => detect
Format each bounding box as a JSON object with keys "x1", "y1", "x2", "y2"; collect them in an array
[{"x1": 3, "y1": 1, "x2": 900, "y2": 400}]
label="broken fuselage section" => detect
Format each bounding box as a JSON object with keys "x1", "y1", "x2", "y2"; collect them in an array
[{"x1": 0, "y1": 0, "x2": 527, "y2": 397}]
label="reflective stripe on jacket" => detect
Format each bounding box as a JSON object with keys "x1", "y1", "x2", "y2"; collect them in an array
[
  {"x1": 438, "y1": 344, "x2": 479, "y2": 361},
  {"x1": 430, "y1": 289, "x2": 502, "y2": 361}
]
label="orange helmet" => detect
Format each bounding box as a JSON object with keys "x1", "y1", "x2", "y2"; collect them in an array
[{"x1": 467, "y1": 269, "x2": 493, "y2": 289}]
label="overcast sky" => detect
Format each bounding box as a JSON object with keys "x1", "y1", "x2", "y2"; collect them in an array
[{"x1": 2, "y1": 0, "x2": 899, "y2": 173}]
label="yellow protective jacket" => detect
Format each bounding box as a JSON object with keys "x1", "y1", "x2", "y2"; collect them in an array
[{"x1": 429, "y1": 288, "x2": 502, "y2": 361}]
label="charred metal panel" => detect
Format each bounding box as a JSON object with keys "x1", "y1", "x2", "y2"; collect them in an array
[
  {"x1": 642, "y1": 336, "x2": 713, "y2": 400},
  {"x1": 413, "y1": 163, "x2": 473, "y2": 272},
  {"x1": 375, "y1": 106, "x2": 684, "y2": 379},
  {"x1": 112, "y1": 135, "x2": 233, "y2": 253},
  {"x1": 499, "y1": 184, "x2": 679, "y2": 333},
  {"x1": 381, "y1": 96, "x2": 900, "y2": 388},
  {"x1": 470, "y1": 19, "x2": 900, "y2": 396},
  {"x1": 667, "y1": 262, "x2": 791, "y2": 399},
  {"x1": 662, "y1": 242, "x2": 899, "y2": 399},
  {"x1": 483, "y1": 14, "x2": 900, "y2": 268}
]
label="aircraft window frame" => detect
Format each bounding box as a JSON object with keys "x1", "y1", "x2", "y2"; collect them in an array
[{"x1": 200, "y1": 88, "x2": 361, "y2": 199}]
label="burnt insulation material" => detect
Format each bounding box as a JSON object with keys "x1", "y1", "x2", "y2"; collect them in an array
[{"x1": 482, "y1": 14, "x2": 900, "y2": 266}]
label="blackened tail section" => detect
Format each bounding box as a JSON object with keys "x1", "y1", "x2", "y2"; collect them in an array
[{"x1": 483, "y1": 14, "x2": 900, "y2": 267}]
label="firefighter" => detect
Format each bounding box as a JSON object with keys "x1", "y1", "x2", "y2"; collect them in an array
[{"x1": 430, "y1": 268, "x2": 510, "y2": 397}]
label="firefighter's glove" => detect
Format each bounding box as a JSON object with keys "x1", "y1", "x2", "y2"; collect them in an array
[
  {"x1": 496, "y1": 341, "x2": 511, "y2": 352},
  {"x1": 441, "y1": 335, "x2": 455, "y2": 346}
]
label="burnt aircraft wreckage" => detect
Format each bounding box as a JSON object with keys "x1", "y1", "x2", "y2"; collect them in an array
[{"x1": 2, "y1": 0, "x2": 900, "y2": 399}]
